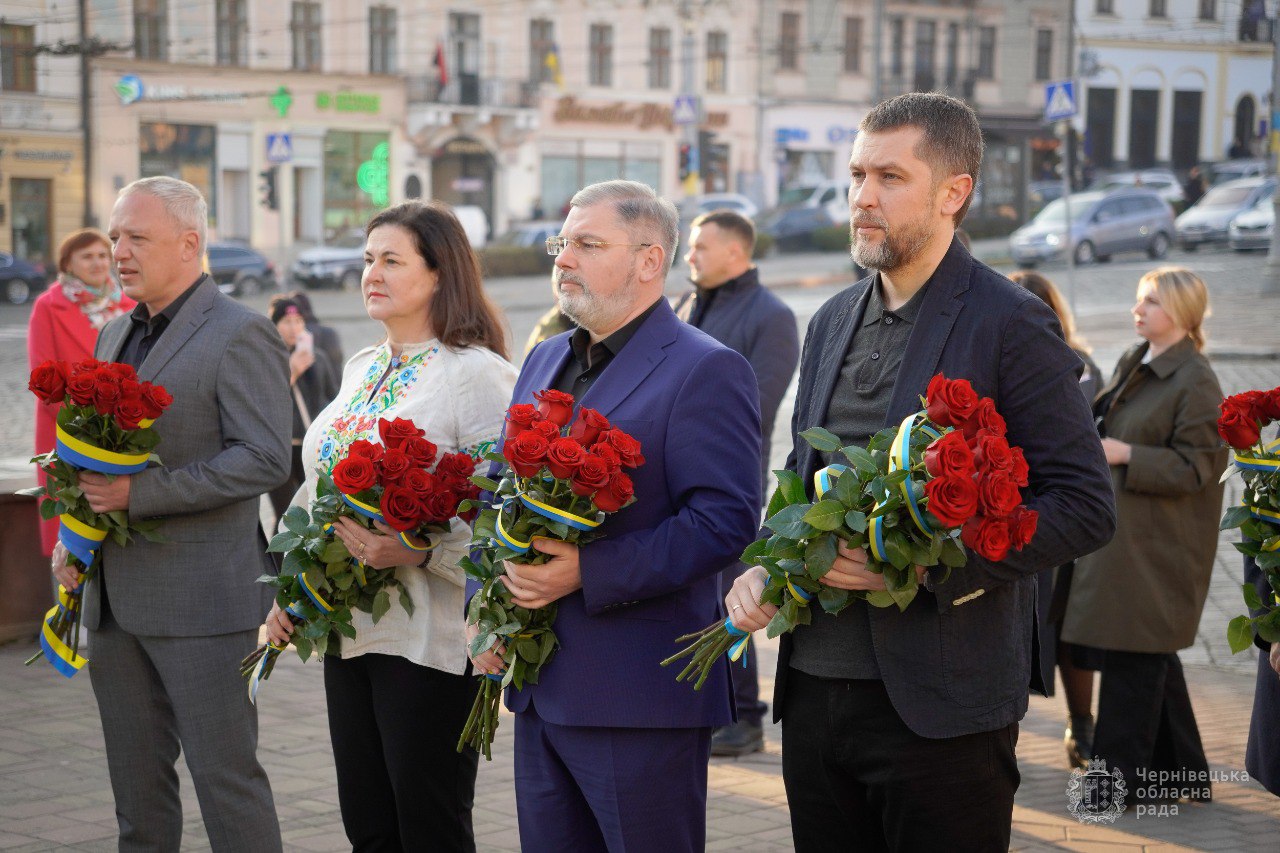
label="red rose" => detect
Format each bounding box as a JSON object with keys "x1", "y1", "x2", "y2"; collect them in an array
[
  {"x1": 923, "y1": 474, "x2": 980, "y2": 529},
  {"x1": 421, "y1": 488, "x2": 460, "y2": 522},
  {"x1": 534, "y1": 389, "x2": 576, "y2": 428},
  {"x1": 923, "y1": 430, "x2": 975, "y2": 478},
  {"x1": 380, "y1": 485, "x2": 426, "y2": 532},
  {"x1": 104, "y1": 362, "x2": 137, "y2": 381},
  {"x1": 571, "y1": 454, "x2": 612, "y2": 496},
  {"x1": 925, "y1": 374, "x2": 980, "y2": 428},
  {"x1": 434, "y1": 452, "x2": 477, "y2": 482},
  {"x1": 69, "y1": 358, "x2": 103, "y2": 377},
  {"x1": 1257, "y1": 388, "x2": 1280, "y2": 421},
  {"x1": 332, "y1": 455, "x2": 378, "y2": 494},
  {"x1": 401, "y1": 468, "x2": 438, "y2": 497},
  {"x1": 1218, "y1": 406, "x2": 1261, "y2": 450},
  {"x1": 401, "y1": 436, "x2": 438, "y2": 467},
  {"x1": 971, "y1": 431, "x2": 1013, "y2": 473},
  {"x1": 502, "y1": 431, "x2": 549, "y2": 479},
  {"x1": 66, "y1": 371, "x2": 97, "y2": 407},
  {"x1": 138, "y1": 382, "x2": 173, "y2": 420},
  {"x1": 91, "y1": 373, "x2": 122, "y2": 416},
  {"x1": 530, "y1": 419, "x2": 560, "y2": 441},
  {"x1": 114, "y1": 395, "x2": 149, "y2": 431},
  {"x1": 1226, "y1": 391, "x2": 1266, "y2": 422},
  {"x1": 597, "y1": 429, "x2": 645, "y2": 468},
  {"x1": 961, "y1": 397, "x2": 1007, "y2": 440},
  {"x1": 379, "y1": 417, "x2": 425, "y2": 450},
  {"x1": 568, "y1": 407, "x2": 610, "y2": 446},
  {"x1": 962, "y1": 514, "x2": 1012, "y2": 562},
  {"x1": 546, "y1": 437, "x2": 586, "y2": 479},
  {"x1": 348, "y1": 439, "x2": 385, "y2": 462},
  {"x1": 977, "y1": 471, "x2": 1022, "y2": 516},
  {"x1": 504, "y1": 404, "x2": 542, "y2": 439},
  {"x1": 594, "y1": 471, "x2": 635, "y2": 513},
  {"x1": 590, "y1": 443, "x2": 622, "y2": 473},
  {"x1": 378, "y1": 448, "x2": 413, "y2": 484},
  {"x1": 1009, "y1": 505, "x2": 1038, "y2": 549},
  {"x1": 1008, "y1": 447, "x2": 1030, "y2": 488},
  {"x1": 28, "y1": 360, "x2": 69, "y2": 405}
]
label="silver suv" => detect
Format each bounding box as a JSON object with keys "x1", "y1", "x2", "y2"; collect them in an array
[{"x1": 1010, "y1": 188, "x2": 1174, "y2": 268}]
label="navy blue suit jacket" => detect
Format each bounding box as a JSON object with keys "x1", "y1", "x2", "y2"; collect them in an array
[
  {"x1": 776, "y1": 238, "x2": 1116, "y2": 738},
  {"x1": 471, "y1": 299, "x2": 762, "y2": 729}
]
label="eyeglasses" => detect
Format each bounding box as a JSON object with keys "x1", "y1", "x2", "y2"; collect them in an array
[{"x1": 545, "y1": 236, "x2": 653, "y2": 257}]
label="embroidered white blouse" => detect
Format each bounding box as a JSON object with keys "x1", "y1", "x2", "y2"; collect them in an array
[{"x1": 292, "y1": 338, "x2": 517, "y2": 674}]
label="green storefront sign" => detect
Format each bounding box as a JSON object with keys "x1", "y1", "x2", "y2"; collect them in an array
[{"x1": 316, "y1": 91, "x2": 381, "y2": 114}]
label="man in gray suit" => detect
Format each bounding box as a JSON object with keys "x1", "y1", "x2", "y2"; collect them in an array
[{"x1": 53, "y1": 176, "x2": 291, "y2": 852}]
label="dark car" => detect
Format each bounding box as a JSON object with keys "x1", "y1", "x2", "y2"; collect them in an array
[
  {"x1": 290, "y1": 231, "x2": 366, "y2": 290},
  {"x1": 758, "y1": 205, "x2": 837, "y2": 252},
  {"x1": 1, "y1": 252, "x2": 48, "y2": 305},
  {"x1": 489, "y1": 221, "x2": 562, "y2": 272},
  {"x1": 207, "y1": 242, "x2": 277, "y2": 297}
]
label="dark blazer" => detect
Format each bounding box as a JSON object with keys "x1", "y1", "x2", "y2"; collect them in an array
[
  {"x1": 84, "y1": 276, "x2": 293, "y2": 636},
  {"x1": 776, "y1": 238, "x2": 1116, "y2": 739},
  {"x1": 673, "y1": 267, "x2": 799, "y2": 493},
  {"x1": 470, "y1": 299, "x2": 762, "y2": 729}
]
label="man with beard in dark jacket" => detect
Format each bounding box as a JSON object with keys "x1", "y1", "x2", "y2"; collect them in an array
[{"x1": 675, "y1": 209, "x2": 800, "y2": 755}]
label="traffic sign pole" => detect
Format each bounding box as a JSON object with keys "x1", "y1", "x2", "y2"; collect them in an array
[{"x1": 1045, "y1": 81, "x2": 1079, "y2": 315}]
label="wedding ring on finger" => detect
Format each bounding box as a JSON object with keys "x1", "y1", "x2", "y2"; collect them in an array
[{"x1": 731, "y1": 604, "x2": 743, "y2": 613}]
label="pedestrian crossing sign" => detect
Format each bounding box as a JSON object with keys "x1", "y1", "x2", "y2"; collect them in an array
[
  {"x1": 1044, "y1": 81, "x2": 1078, "y2": 122},
  {"x1": 266, "y1": 133, "x2": 293, "y2": 164}
]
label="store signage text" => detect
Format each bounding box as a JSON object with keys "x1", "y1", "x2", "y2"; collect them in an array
[
  {"x1": 316, "y1": 92, "x2": 381, "y2": 114},
  {"x1": 114, "y1": 74, "x2": 247, "y2": 106},
  {"x1": 13, "y1": 150, "x2": 74, "y2": 161},
  {"x1": 553, "y1": 96, "x2": 728, "y2": 131}
]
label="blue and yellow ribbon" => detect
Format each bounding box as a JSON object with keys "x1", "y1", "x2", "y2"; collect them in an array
[
  {"x1": 518, "y1": 492, "x2": 602, "y2": 531},
  {"x1": 336, "y1": 493, "x2": 436, "y2": 552},
  {"x1": 299, "y1": 573, "x2": 334, "y2": 613},
  {"x1": 785, "y1": 576, "x2": 813, "y2": 603},
  {"x1": 813, "y1": 464, "x2": 849, "y2": 498},
  {"x1": 59, "y1": 513, "x2": 107, "y2": 566},
  {"x1": 724, "y1": 618, "x2": 751, "y2": 665},
  {"x1": 1234, "y1": 437, "x2": 1280, "y2": 472},
  {"x1": 55, "y1": 425, "x2": 149, "y2": 475},
  {"x1": 869, "y1": 412, "x2": 943, "y2": 560},
  {"x1": 38, "y1": 585, "x2": 87, "y2": 678},
  {"x1": 495, "y1": 499, "x2": 533, "y2": 554}
]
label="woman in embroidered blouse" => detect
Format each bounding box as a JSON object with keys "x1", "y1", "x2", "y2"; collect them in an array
[
  {"x1": 26, "y1": 228, "x2": 135, "y2": 555},
  {"x1": 264, "y1": 202, "x2": 515, "y2": 852}
]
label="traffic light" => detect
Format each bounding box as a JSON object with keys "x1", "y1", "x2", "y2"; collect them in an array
[
  {"x1": 258, "y1": 167, "x2": 278, "y2": 210},
  {"x1": 678, "y1": 143, "x2": 691, "y2": 182}
]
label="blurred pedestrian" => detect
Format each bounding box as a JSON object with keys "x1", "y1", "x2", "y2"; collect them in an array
[
  {"x1": 1183, "y1": 166, "x2": 1207, "y2": 209},
  {"x1": 524, "y1": 300, "x2": 573, "y2": 357},
  {"x1": 265, "y1": 295, "x2": 339, "y2": 519},
  {"x1": 1009, "y1": 270, "x2": 1102, "y2": 767},
  {"x1": 677, "y1": 209, "x2": 799, "y2": 756},
  {"x1": 265, "y1": 202, "x2": 515, "y2": 852},
  {"x1": 1061, "y1": 266, "x2": 1225, "y2": 801},
  {"x1": 27, "y1": 228, "x2": 135, "y2": 555},
  {"x1": 287, "y1": 289, "x2": 344, "y2": 371}
]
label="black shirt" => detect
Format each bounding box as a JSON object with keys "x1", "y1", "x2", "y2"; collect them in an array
[
  {"x1": 551, "y1": 299, "x2": 663, "y2": 400},
  {"x1": 117, "y1": 276, "x2": 204, "y2": 369}
]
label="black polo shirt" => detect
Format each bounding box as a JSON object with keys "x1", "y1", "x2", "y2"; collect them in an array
[
  {"x1": 551, "y1": 299, "x2": 663, "y2": 400},
  {"x1": 117, "y1": 276, "x2": 204, "y2": 369}
]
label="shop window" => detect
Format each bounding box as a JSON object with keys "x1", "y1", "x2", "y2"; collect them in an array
[
  {"x1": 291, "y1": 2, "x2": 322, "y2": 71},
  {"x1": 944, "y1": 22, "x2": 959, "y2": 88},
  {"x1": 450, "y1": 13, "x2": 481, "y2": 105},
  {"x1": 216, "y1": 0, "x2": 246, "y2": 66},
  {"x1": 779, "y1": 12, "x2": 799, "y2": 71},
  {"x1": 324, "y1": 131, "x2": 391, "y2": 240},
  {"x1": 0, "y1": 24, "x2": 35, "y2": 92},
  {"x1": 648, "y1": 27, "x2": 671, "y2": 89},
  {"x1": 843, "y1": 17, "x2": 862, "y2": 74},
  {"x1": 139, "y1": 122, "x2": 217, "y2": 224},
  {"x1": 888, "y1": 18, "x2": 904, "y2": 79},
  {"x1": 976, "y1": 26, "x2": 996, "y2": 80},
  {"x1": 1035, "y1": 29, "x2": 1053, "y2": 82},
  {"x1": 706, "y1": 31, "x2": 727, "y2": 93},
  {"x1": 530, "y1": 19, "x2": 555, "y2": 84},
  {"x1": 914, "y1": 20, "x2": 936, "y2": 92},
  {"x1": 1096, "y1": 0, "x2": 1114, "y2": 13},
  {"x1": 1149, "y1": 0, "x2": 1167, "y2": 18},
  {"x1": 589, "y1": 24, "x2": 613, "y2": 87},
  {"x1": 134, "y1": 0, "x2": 168, "y2": 61},
  {"x1": 540, "y1": 150, "x2": 660, "y2": 217},
  {"x1": 1198, "y1": 0, "x2": 1216, "y2": 19},
  {"x1": 369, "y1": 6, "x2": 397, "y2": 75}
]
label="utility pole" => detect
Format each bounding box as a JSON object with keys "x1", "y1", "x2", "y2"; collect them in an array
[
  {"x1": 679, "y1": 0, "x2": 700, "y2": 203},
  {"x1": 872, "y1": 0, "x2": 884, "y2": 103},
  {"x1": 1268, "y1": 11, "x2": 1280, "y2": 281},
  {"x1": 1062, "y1": 4, "x2": 1077, "y2": 316}
]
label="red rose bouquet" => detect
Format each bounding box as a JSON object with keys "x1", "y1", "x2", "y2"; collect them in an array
[
  {"x1": 664, "y1": 373, "x2": 1037, "y2": 689},
  {"x1": 240, "y1": 417, "x2": 481, "y2": 701},
  {"x1": 1218, "y1": 386, "x2": 1280, "y2": 653},
  {"x1": 22, "y1": 359, "x2": 172, "y2": 676},
  {"x1": 457, "y1": 390, "x2": 644, "y2": 758}
]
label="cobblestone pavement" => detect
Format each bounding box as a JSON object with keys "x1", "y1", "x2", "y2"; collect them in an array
[{"x1": 1, "y1": 244, "x2": 1279, "y2": 850}]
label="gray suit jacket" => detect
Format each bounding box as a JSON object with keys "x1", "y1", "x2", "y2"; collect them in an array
[{"x1": 84, "y1": 276, "x2": 292, "y2": 637}]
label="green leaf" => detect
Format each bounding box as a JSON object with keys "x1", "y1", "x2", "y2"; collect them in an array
[
  {"x1": 321, "y1": 539, "x2": 351, "y2": 564},
  {"x1": 1220, "y1": 505, "x2": 1253, "y2": 531},
  {"x1": 803, "y1": 500, "x2": 846, "y2": 532},
  {"x1": 282, "y1": 505, "x2": 311, "y2": 535},
  {"x1": 1243, "y1": 582, "x2": 1265, "y2": 612},
  {"x1": 839, "y1": 444, "x2": 878, "y2": 474},
  {"x1": 865, "y1": 590, "x2": 896, "y2": 608},
  {"x1": 844, "y1": 509, "x2": 868, "y2": 533},
  {"x1": 371, "y1": 588, "x2": 391, "y2": 624},
  {"x1": 470, "y1": 475, "x2": 502, "y2": 492},
  {"x1": 334, "y1": 620, "x2": 358, "y2": 639},
  {"x1": 1227, "y1": 615, "x2": 1255, "y2": 654},
  {"x1": 799, "y1": 427, "x2": 843, "y2": 453},
  {"x1": 293, "y1": 636, "x2": 313, "y2": 661},
  {"x1": 765, "y1": 503, "x2": 818, "y2": 540},
  {"x1": 882, "y1": 533, "x2": 913, "y2": 570},
  {"x1": 281, "y1": 549, "x2": 307, "y2": 577},
  {"x1": 740, "y1": 537, "x2": 770, "y2": 566},
  {"x1": 268, "y1": 531, "x2": 303, "y2": 553},
  {"x1": 516, "y1": 638, "x2": 540, "y2": 662},
  {"x1": 940, "y1": 538, "x2": 967, "y2": 568},
  {"x1": 834, "y1": 467, "x2": 862, "y2": 505},
  {"x1": 804, "y1": 535, "x2": 839, "y2": 579},
  {"x1": 817, "y1": 585, "x2": 851, "y2": 614}
]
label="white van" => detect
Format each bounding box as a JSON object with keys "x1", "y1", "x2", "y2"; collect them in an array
[
  {"x1": 453, "y1": 205, "x2": 490, "y2": 247},
  {"x1": 775, "y1": 180, "x2": 850, "y2": 225}
]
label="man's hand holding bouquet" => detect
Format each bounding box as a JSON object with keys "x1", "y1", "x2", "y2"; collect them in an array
[{"x1": 664, "y1": 374, "x2": 1038, "y2": 689}]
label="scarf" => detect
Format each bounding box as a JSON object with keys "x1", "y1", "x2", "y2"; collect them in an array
[{"x1": 58, "y1": 273, "x2": 129, "y2": 331}]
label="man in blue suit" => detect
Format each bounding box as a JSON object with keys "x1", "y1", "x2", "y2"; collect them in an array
[
  {"x1": 727, "y1": 93, "x2": 1116, "y2": 850},
  {"x1": 468, "y1": 180, "x2": 762, "y2": 852}
]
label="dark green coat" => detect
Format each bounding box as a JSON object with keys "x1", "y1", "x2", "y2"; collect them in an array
[{"x1": 1061, "y1": 337, "x2": 1226, "y2": 653}]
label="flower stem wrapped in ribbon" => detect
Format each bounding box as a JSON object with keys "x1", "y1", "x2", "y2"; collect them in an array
[
  {"x1": 240, "y1": 417, "x2": 481, "y2": 702},
  {"x1": 664, "y1": 374, "x2": 1039, "y2": 690},
  {"x1": 21, "y1": 359, "x2": 172, "y2": 676},
  {"x1": 458, "y1": 390, "x2": 644, "y2": 759},
  {"x1": 1218, "y1": 385, "x2": 1280, "y2": 653}
]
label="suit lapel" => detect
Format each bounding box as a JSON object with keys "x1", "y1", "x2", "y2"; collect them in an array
[
  {"x1": 796, "y1": 282, "x2": 869, "y2": 482},
  {"x1": 578, "y1": 300, "x2": 676, "y2": 419},
  {"x1": 138, "y1": 277, "x2": 216, "y2": 382},
  {"x1": 97, "y1": 314, "x2": 132, "y2": 362}
]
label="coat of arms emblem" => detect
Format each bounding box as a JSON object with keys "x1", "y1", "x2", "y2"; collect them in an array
[{"x1": 1067, "y1": 758, "x2": 1127, "y2": 824}]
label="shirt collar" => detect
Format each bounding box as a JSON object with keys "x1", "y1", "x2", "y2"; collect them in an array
[
  {"x1": 1145, "y1": 336, "x2": 1199, "y2": 379},
  {"x1": 129, "y1": 275, "x2": 204, "y2": 328},
  {"x1": 569, "y1": 297, "x2": 663, "y2": 368},
  {"x1": 692, "y1": 266, "x2": 758, "y2": 300},
  {"x1": 860, "y1": 272, "x2": 931, "y2": 327}
]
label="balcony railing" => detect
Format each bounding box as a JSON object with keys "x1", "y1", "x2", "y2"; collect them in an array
[{"x1": 406, "y1": 75, "x2": 539, "y2": 109}]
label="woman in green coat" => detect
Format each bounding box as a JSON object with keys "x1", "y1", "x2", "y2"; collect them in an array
[{"x1": 1060, "y1": 266, "x2": 1226, "y2": 802}]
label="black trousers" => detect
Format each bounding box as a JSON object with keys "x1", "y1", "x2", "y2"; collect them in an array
[
  {"x1": 781, "y1": 670, "x2": 1018, "y2": 853},
  {"x1": 1092, "y1": 650, "x2": 1209, "y2": 802},
  {"x1": 324, "y1": 653, "x2": 480, "y2": 852}
]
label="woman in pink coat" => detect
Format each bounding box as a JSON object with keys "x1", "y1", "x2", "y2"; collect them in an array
[{"x1": 26, "y1": 228, "x2": 135, "y2": 555}]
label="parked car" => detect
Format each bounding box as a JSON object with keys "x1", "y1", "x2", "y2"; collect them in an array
[
  {"x1": 0, "y1": 252, "x2": 48, "y2": 305},
  {"x1": 1090, "y1": 169, "x2": 1184, "y2": 207},
  {"x1": 1028, "y1": 180, "x2": 1065, "y2": 215},
  {"x1": 688, "y1": 192, "x2": 760, "y2": 219},
  {"x1": 488, "y1": 220, "x2": 563, "y2": 271},
  {"x1": 1206, "y1": 159, "x2": 1269, "y2": 186},
  {"x1": 1228, "y1": 197, "x2": 1275, "y2": 252},
  {"x1": 775, "y1": 180, "x2": 851, "y2": 225},
  {"x1": 453, "y1": 205, "x2": 490, "y2": 248},
  {"x1": 291, "y1": 231, "x2": 366, "y2": 290},
  {"x1": 1009, "y1": 187, "x2": 1174, "y2": 267},
  {"x1": 1176, "y1": 176, "x2": 1278, "y2": 250},
  {"x1": 757, "y1": 205, "x2": 836, "y2": 252},
  {"x1": 207, "y1": 242, "x2": 277, "y2": 297}
]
